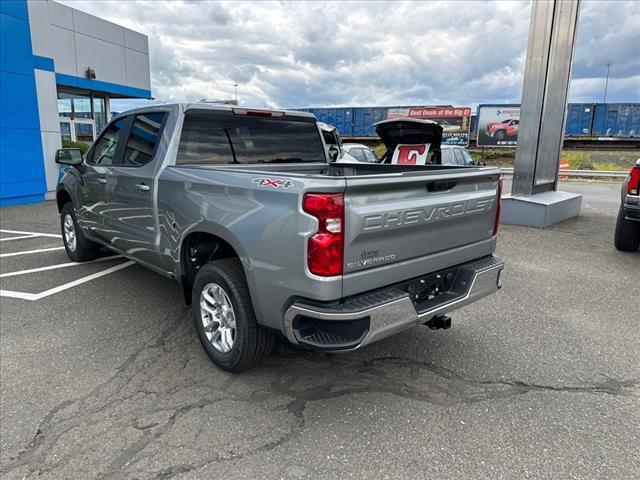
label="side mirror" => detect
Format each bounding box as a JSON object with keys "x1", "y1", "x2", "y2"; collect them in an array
[
  {"x1": 328, "y1": 145, "x2": 339, "y2": 162},
  {"x1": 55, "y1": 148, "x2": 83, "y2": 166}
]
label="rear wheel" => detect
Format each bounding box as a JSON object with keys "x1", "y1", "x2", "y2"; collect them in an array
[
  {"x1": 192, "y1": 258, "x2": 275, "y2": 372},
  {"x1": 614, "y1": 206, "x2": 640, "y2": 252},
  {"x1": 60, "y1": 203, "x2": 100, "y2": 262}
]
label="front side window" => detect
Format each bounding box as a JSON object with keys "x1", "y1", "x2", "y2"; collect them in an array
[
  {"x1": 121, "y1": 113, "x2": 166, "y2": 166},
  {"x1": 460, "y1": 148, "x2": 475, "y2": 166},
  {"x1": 177, "y1": 111, "x2": 324, "y2": 165},
  {"x1": 90, "y1": 117, "x2": 127, "y2": 165}
]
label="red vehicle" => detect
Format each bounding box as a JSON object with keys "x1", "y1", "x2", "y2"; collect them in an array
[{"x1": 487, "y1": 118, "x2": 519, "y2": 140}]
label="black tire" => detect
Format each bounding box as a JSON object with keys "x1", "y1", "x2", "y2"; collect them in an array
[
  {"x1": 614, "y1": 206, "x2": 640, "y2": 252},
  {"x1": 60, "y1": 203, "x2": 100, "y2": 262},
  {"x1": 495, "y1": 130, "x2": 506, "y2": 141},
  {"x1": 192, "y1": 258, "x2": 275, "y2": 372}
]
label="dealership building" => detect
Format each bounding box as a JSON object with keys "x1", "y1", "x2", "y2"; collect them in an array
[{"x1": 1, "y1": 0, "x2": 151, "y2": 205}]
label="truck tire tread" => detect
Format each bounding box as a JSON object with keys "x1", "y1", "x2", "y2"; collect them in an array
[
  {"x1": 60, "y1": 202, "x2": 100, "y2": 262},
  {"x1": 614, "y1": 206, "x2": 640, "y2": 251},
  {"x1": 192, "y1": 258, "x2": 275, "y2": 372}
]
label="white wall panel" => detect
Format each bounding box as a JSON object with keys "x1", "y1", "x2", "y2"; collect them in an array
[
  {"x1": 75, "y1": 33, "x2": 126, "y2": 85},
  {"x1": 27, "y1": 0, "x2": 54, "y2": 58},
  {"x1": 41, "y1": 131, "x2": 62, "y2": 195},
  {"x1": 124, "y1": 29, "x2": 148, "y2": 54},
  {"x1": 72, "y1": 9, "x2": 124, "y2": 46},
  {"x1": 49, "y1": 25, "x2": 77, "y2": 76},
  {"x1": 34, "y1": 70, "x2": 60, "y2": 134},
  {"x1": 125, "y1": 49, "x2": 151, "y2": 90},
  {"x1": 47, "y1": 1, "x2": 73, "y2": 30}
]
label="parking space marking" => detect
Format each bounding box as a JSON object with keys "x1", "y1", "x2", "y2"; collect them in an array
[
  {"x1": 0, "y1": 229, "x2": 61, "y2": 239},
  {"x1": 0, "y1": 234, "x2": 41, "y2": 242},
  {"x1": 0, "y1": 246, "x2": 66, "y2": 258},
  {"x1": 0, "y1": 261, "x2": 135, "y2": 301},
  {"x1": 1, "y1": 255, "x2": 124, "y2": 278}
]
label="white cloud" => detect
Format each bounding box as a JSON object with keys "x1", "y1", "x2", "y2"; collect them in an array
[{"x1": 59, "y1": 0, "x2": 639, "y2": 112}]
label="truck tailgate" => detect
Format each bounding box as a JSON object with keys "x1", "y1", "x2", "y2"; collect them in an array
[{"x1": 342, "y1": 169, "x2": 500, "y2": 296}]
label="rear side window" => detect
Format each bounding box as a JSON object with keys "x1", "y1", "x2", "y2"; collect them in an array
[
  {"x1": 441, "y1": 148, "x2": 453, "y2": 165},
  {"x1": 362, "y1": 148, "x2": 377, "y2": 163},
  {"x1": 177, "y1": 111, "x2": 324, "y2": 165},
  {"x1": 90, "y1": 117, "x2": 127, "y2": 165},
  {"x1": 121, "y1": 112, "x2": 166, "y2": 167}
]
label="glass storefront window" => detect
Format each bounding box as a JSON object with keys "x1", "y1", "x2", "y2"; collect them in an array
[
  {"x1": 72, "y1": 97, "x2": 92, "y2": 119},
  {"x1": 60, "y1": 122, "x2": 72, "y2": 142},
  {"x1": 93, "y1": 97, "x2": 107, "y2": 134},
  {"x1": 58, "y1": 97, "x2": 72, "y2": 118},
  {"x1": 57, "y1": 91, "x2": 109, "y2": 142}
]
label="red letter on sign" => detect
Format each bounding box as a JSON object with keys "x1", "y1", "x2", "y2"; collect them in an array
[{"x1": 395, "y1": 144, "x2": 426, "y2": 165}]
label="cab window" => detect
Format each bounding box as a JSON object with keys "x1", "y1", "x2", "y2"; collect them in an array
[
  {"x1": 121, "y1": 112, "x2": 166, "y2": 167},
  {"x1": 89, "y1": 117, "x2": 127, "y2": 165}
]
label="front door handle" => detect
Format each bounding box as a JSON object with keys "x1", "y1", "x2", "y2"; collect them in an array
[
  {"x1": 97, "y1": 177, "x2": 107, "y2": 184},
  {"x1": 136, "y1": 183, "x2": 150, "y2": 192}
]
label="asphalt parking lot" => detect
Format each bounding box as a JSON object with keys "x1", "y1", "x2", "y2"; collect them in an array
[{"x1": 1, "y1": 181, "x2": 638, "y2": 480}]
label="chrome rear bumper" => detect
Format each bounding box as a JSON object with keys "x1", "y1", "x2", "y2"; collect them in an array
[{"x1": 283, "y1": 255, "x2": 504, "y2": 350}]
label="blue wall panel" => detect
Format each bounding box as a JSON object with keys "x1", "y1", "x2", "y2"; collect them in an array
[
  {"x1": 0, "y1": 10, "x2": 34, "y2": 75},
  {"x1": 0, "y1": 1, "x2": 47, "y2": 206},
  {"x1": 0, "y1": 70, "x2": 40, "y2": 129},
  {"x1": 0, "y1": 0, "x2": 29, "y2": 19}
]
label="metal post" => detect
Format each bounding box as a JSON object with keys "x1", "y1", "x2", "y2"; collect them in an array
[
  {"x1": 502, "y1": 0, "x2": 583, "y2": 227},
  {"x1": 233, "y1": 84, "x2": 238, "y2": 104},
  {"x1": 603, "y1": 61, "x2": 613, "y2": 103}
]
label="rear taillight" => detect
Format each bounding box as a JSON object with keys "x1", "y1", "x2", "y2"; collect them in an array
[
  {"x1": 493, "y1": 177, "x2": 502, "y2": 236},
  {"x1": 628, "y1": 166, "x2": 640, "y2": 196},
  {"x1": 303, "y1": 193, "x2": 344, "y2": 276}
]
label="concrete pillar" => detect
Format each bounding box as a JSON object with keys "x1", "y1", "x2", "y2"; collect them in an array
[{"x1": 501, "y1": 0, "x2": 583, "y2": 227}]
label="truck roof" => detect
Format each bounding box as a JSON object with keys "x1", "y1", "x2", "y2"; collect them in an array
[{"x1": 112, "y1": 102, "x2": 317, "y2": 121}]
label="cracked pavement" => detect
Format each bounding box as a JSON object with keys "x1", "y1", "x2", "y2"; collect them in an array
[{"x1": 1, "y1": 191, "x2": 639, "y2": 479}]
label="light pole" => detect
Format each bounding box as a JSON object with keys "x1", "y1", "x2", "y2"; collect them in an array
[
  {"x1": 233, "y1": 84, "x2": 238, "y2": 105},
  {"x1": 603, "y1": 61, "x2": 613, "y2": 103}
]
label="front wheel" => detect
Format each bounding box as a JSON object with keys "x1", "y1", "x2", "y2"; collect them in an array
[
  {"x1": 494, "y1": 130, "x2": 506, "y2": 141},
  {"x1": 60, "y1": 203, "x2": 100, "y2": 262},
  {"x1": 192, "y1": 258, "x2": 275, "y2": 372},
  {"x1": 614, "y1": 206, "x2": 640, "y2": 251}
]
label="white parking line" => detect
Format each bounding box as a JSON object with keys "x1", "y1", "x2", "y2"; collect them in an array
[
  {"x1": 0, "y1": 229, "x2": 61, "y2": 238},
  {"x1": 0, "y1": 255, "x2": 124, "y2": 278},
  {"x1": 0, "y1": 261, "x2": 135, "y2": 301},
  {"x1": 0, "y1": 234, "x2": 41, "y2": 242},
  {"x1": 0, "y1": 246, "x2": 66, "y2": 258}
]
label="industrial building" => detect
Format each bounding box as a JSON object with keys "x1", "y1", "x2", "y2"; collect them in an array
[{"x1": 1, "y1": 0, "x2": 151, "y2": 206}]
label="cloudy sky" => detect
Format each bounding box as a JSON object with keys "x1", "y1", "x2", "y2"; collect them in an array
[{"x1": 59, "y1": 0, "x2": 639, "y2": 111}]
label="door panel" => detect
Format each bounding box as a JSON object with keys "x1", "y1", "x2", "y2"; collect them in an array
[
  {"x1": 105, "y1": 112, "x2": 166, "y2": 266},
  {"x1": 75, "y1": 117, "x2": 128, "y2": 240}
]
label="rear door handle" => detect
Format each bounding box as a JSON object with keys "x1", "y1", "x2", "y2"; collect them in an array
[
  {"x1": 136, "y1": 183, "x2": 150, "y2": 192},
  {"x1": 97, "y1": 177, "x2": 107, "y2": 184}
]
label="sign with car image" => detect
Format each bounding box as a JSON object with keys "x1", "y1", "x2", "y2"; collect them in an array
[
  {"x1": 386, "y1": 107, "x2": 472, "y2": 146},
  {"x1": 477, "y1": 104, "x2": 521, "y2": 147}
]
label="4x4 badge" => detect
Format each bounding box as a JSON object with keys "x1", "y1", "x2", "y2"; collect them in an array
[{"x1": 252, "y1": 178, "x2": 294, "y2": 189}]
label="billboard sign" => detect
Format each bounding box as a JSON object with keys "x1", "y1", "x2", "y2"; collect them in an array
[
  {"x1": 476, "y1": 104, "x2": 521, "y2": 147},
  {"x1": 387, "y1": 106, "x2": 472, "y2": 146}
]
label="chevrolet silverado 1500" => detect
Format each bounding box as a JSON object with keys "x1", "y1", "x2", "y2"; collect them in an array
[{"x1": 55, "y1": 104, "x2": 504, "y2": 372}]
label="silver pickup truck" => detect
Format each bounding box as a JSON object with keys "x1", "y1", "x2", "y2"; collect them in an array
[{"x1": 55, "y1": 104, "x2": 504, "y2": 372}]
